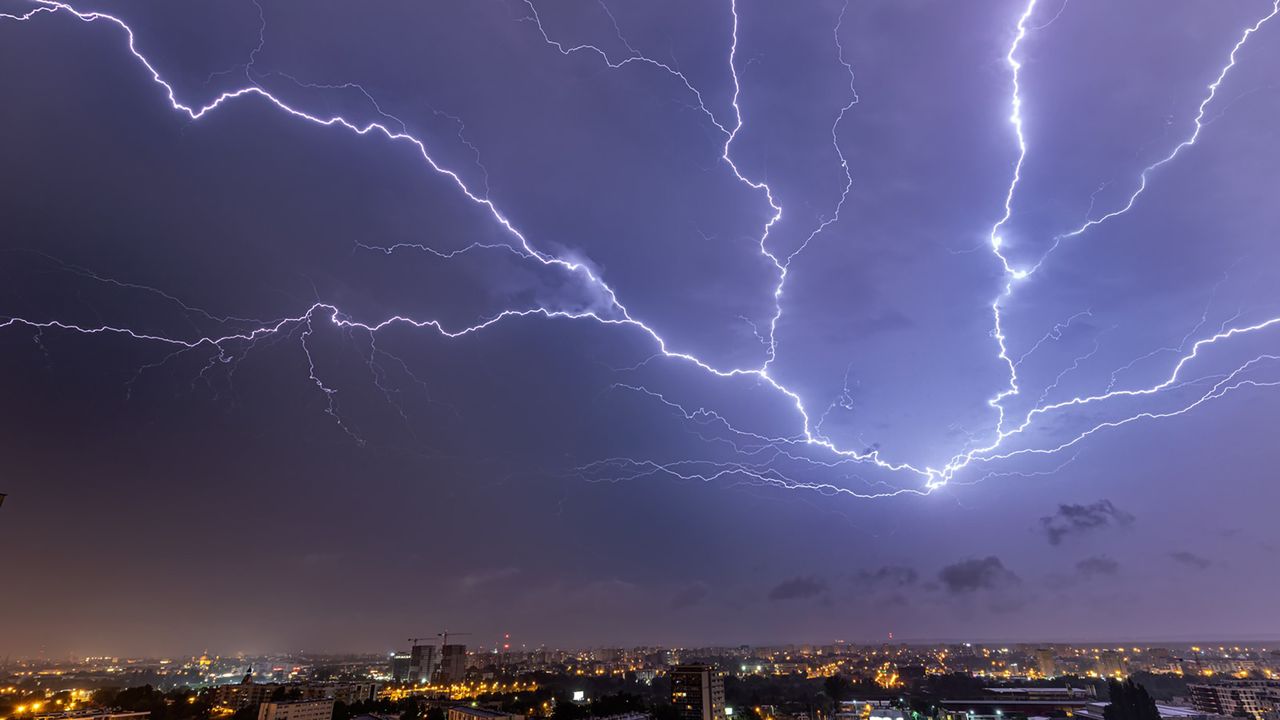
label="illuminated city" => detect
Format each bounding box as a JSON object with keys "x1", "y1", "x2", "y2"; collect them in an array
[{"x1": 3, "y1": 644, "x2": 1280, "y2": 720}]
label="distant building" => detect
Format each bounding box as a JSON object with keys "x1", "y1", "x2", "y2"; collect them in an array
[
  {"x1": 837, "y1": 700, "x2": 901, "y2": 720},
  {"x1": 1075, "y1": 701, "x2": 1224, "y2": 720},
  {"x1": 982, "y1": 687, "x2": 1094, "y2": 701},
  {"x1": 1097, "y1": 651, "x2": 1128, "y2": 677},
  {"x1": 411, "y1": 644, "x2": 439, "y2": 684},
  {"x1": 446, "y1": 707, "x2": 524, "y2": 720},
  {"x1": 438, "y1": 645, "x2": 468, "y2": 684},
  {"x1": 258, "y1": 700, "x2": 334, "y2": 720},
  {"x1": 317, "y1": 683, "x2": 379, "y2": 705},
  {"x1": 390, "y1": 652, "x2": 411, "y2": 682},
  {"x1": 1189, "y1": 681, "x2": 1280, "y2": 719},
  {"x1": 670, "y1": 665, "x2": 726, "y2": 720},
  {"x1": 211, "y1": 673, "x2": 280, "y2": 709},
  {"x1": 939, "y1": 686, "x2": 1094, "y2": 720},
  {"x1": 209, "y1": 677, "x2": 377, "y2": 710},
  {"x1": 1035, "y1": 648, "x2": 1058, "y2": 677},
  {"x1": 34, "y1": 712, "x2": 150, "y2": 720}
]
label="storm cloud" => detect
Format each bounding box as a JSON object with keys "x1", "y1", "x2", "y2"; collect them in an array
[
  {"x1": 938, "y1": 557, "x2": 1021, "y2": 594},
  {"x1": 1041, "y1": 500, "x2": 1135, "y2": 545},
  {"x1": 1170, "y1": 551, "x2": 1212, "y2": 570},
  {"x1": 1075, "y1": 555, "x2": 1121, "y2": 579},
  {"x1": 769, "y1": 576, "x2": 828, "y2": 601}
]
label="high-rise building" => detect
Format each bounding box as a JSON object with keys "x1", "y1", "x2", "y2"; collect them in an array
[
  {"x1": 1096, "y1": 651, "x2": 1127, "y2": 677},
  {"x1": 410, "y1": 645, "x2": 438, "y2": 684},
  {"x1": 438, "y1": 645, "x2": 467, "y2": 684},
  {"x1": 212, "y1": 671, "x2": 277, "y2": 710},
  {"x1": 1035, "y1": 648, "x2": 1058, "y2": 677},
  {"x1": 670, "y1": 665, "x2": 725, "y2": 720},
  {"x1": 389, "y1": 653, "x2": 411, "y2": 683},
  {"x1": 1189, "y1": 681, "x2": 1280, "y2": 719}
]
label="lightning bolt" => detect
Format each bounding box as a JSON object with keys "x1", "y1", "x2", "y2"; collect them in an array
[
  {"x1": 2, "y1": 0, "x2": 1279, "y2": 500},
  {"x1": 1031, "y1": 0, "x2": 1280, "y2": 271}
]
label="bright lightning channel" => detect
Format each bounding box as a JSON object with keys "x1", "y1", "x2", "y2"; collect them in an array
[{"x1": 1, "y1": 0, "x2": 1279, "y2": 498}]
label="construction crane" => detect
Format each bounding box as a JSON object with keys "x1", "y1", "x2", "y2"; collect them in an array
[
  {"x1": 437, "y1": 631, "x2": 471, "y2": 646},
  {"x1": 407, "y1": 631, "x2": 472, "y2": 647}
]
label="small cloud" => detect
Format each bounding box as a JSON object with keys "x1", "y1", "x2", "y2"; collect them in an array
[
  {"x1": 1040, "y1": 499, "x2": 1135, "y2": 546},
  {"x1": 854, "y1": 565, "x2": 919, "y2": 589},
  {"x1": 939, "y1": 556, "x2": 1020, "y2": 594},
  {"x1": 670, "y1": 582, "x2": 709, "y2": 610},
  {"x1": 1169, "y1": 551, "x2": 1211, "y2": 570},
  {"x1": 1075, "y1": 555, "x2": 1120, "y2": 579},
  {"x1": 769, "y1": 575, "x2": 827, "y2": 601}
]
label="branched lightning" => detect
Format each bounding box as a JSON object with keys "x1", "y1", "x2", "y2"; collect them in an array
[
  {"x1": 1030, "y1": 0, "x2": 1280, "y2": 270},
  {"x1": 2, "y1": 0, "x2": 1280, "y2": 499}
]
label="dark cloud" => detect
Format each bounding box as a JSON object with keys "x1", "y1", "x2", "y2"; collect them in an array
[
  {"x1": 768, "y1": 575, "x2": 828, "y2": 601},
  {"x1": 1075, "y1": 555, "x2": 1120, "y2": 579},
  {"x1": 669, "y1": 582, "x2": 709, "y2": 610},
  {"x1": 1040, "y1": 500, "x2": 1135, "y2": 546},
  {"x1": 854, "y1": 565, "x2": 919, "y2": 589},
  {"x1": 1170, "y1": 551, "x2": 1212, "y2": 570},
  {"x1": 938, "y1": 557, "x2": 1021, "y2": 594}
]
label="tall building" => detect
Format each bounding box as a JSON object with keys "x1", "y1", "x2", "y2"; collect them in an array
[
  {"x1": 1189, "y1": 681, "x2": 1280, "y2": 719},
  {"x1": 389, "y1": 652, "x2": 411, "y2": 683},
  {"x1": 1035, "y1": 648, "x2": 1058, "y2": 678},
  {"x1": 438, "y1": 645, "x2": 468, "y2": 684},
  {"x1": 670, "y1": 665, "x2": 726, "y2": 720},
  {"x1": 1096, "y1": 651, "x2": 1127, "y2": 677},
  {"x1": 257, "y1": 700, "x2": 334, "y2": 720},
  {"x1": 212, "y1": 672, "x2": 278, "y2": 710},
  {"x1": 410, "y1": 644, "x2": 438, "y2": 684}
]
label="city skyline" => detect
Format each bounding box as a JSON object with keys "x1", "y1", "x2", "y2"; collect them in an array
[
  {"x1": 5, "y1": 636, "x2": 1280, "y2": 720},
  {"x1": 10, "y1": 641, "x2": 1280, "y2": 664},
  {"x1": 3, "y1": 0, "x2": 1280, "y2": 657}
]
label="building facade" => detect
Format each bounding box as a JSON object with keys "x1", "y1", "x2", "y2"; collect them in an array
[
  {"x1": 438, "y1": 645, "x2": 467, "y2": 684},
  {"x1": 257, "y1": 700, "x2": 334, "y2": 720},
  {"x1": 390, "y1": 652, "x2": 411, "y2": 683},
  {"x1": 1189, "y1": 681, "x2": 1280, "y2": 719},
  {"x1": 670, "y1": 665, "x2": 726, "y2": 720},
  {"x1": 411, "y1": 645, "x2": 439, "y2": 684},
  {"x1": 210, "y1": 679, "x2": 377, "y2": 710},
  {"x1": 445, "y1": 707, "x2": 524, "y2": 720}
]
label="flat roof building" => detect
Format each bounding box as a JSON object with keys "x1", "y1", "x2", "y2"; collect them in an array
[
  {"x1": 1189, "y1": 681, "x2": 1280, "y2": 719},
  {"x1": 34, "y1": 712, "x2": 150, "y2": 720},
  {"x1": 258, "y1": 700, "x2": 334, "y2": 720},
  {"x1": 670, "y1": 664, "x2": 726, "y2": 720},
  {"x1": 445, "y1": 707, "x2": 525, "y2": 720}
]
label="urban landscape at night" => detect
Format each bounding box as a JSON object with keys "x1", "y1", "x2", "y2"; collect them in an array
[
  {"x1": 4, "y1": 643, "x2": 1280, "y2": 720},
  {"x1": 2, "y1": 0, "x2": 1279, "y2": 714}
]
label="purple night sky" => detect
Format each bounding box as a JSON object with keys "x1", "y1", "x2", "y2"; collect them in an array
[{"x1": 1, "y1": 0, "x2": 1279, "y2": 657}]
